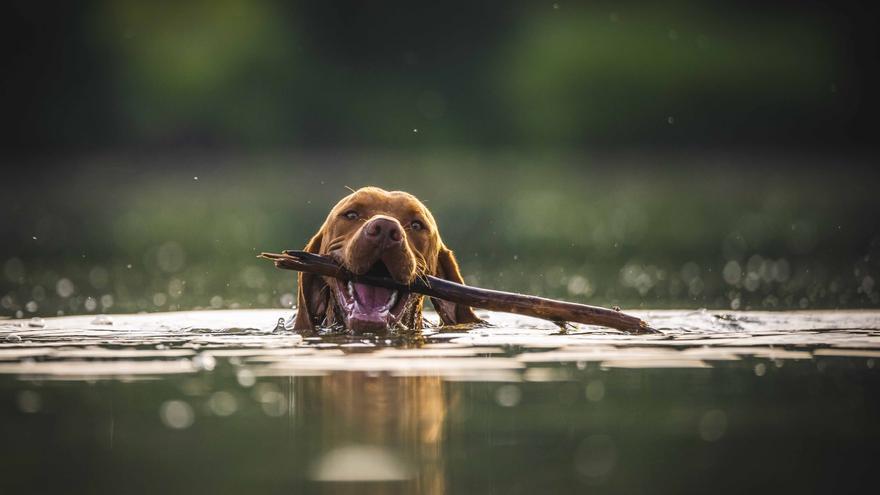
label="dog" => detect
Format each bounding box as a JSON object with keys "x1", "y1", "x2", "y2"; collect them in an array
[{"x1": 294, "y1": 187, "x2": 481, "y2": 333}]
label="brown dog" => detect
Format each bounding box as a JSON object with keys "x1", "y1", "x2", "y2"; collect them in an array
[{"x1": 294, "y1": 187, "x2": 481, "y2": 333}]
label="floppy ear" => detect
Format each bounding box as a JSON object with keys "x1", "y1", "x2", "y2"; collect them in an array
[
  {"x1": 430, "y1": 245, "x2": 482, "y2": 325},
  {"x1": 293, "y1": 230, "x2": 328, "y2": 331}
]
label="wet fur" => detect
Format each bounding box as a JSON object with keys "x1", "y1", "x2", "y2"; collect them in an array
[{"x1": 294, "y1": 187, "x2": 480, "y2": 332}]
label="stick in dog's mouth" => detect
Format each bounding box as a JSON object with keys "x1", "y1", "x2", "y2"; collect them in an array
[{"x1": 259, "y1": 251, "x2": 658, "y2": 334}]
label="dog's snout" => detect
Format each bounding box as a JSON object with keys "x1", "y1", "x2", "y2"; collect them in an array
[{"x1": 363, "y1": 217, "x2": 403, "y2": 246}]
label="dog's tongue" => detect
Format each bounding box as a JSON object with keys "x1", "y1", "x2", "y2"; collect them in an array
[{"x1": 353, "y1": 283, "x2": 393, "y2": 312}]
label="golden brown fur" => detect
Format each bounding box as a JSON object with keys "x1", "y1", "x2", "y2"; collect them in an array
[{"x1": 294, "y1": 187, "x2": 480, "y2": 332}]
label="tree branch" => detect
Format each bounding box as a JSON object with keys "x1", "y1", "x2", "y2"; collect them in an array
[{"x1": 259, "y1": 251, "x2": 658, "y2": 334}]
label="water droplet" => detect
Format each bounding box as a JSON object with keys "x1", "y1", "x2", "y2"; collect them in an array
[
  {"x1": 193, "y1": 352, "x2": 216, "y2": 371},
  {"x1": 207, "y1": 391, "x2": 238, "y2": 417},
  {"x1": 89, "y1": 266, "x2": 110, "y2": 289},
  {"x1": 574, "y1": 435, "x2": 617, "y2": 479},
  {"x1": 17, "y1": 390, "x2": 42, "y2": 413},
  {"x1": 699, "y1": 410, "x2": 728, "y2": 441},
  {"x1": 722, "y1": 260, "x2": 742, "y2": 285},
  {"x1": 159, "y1": 400, "x2": 195, "y2": 429},
  {"x1": 279, "y1": 293, "x2": 294, "y2": 308},
  {"x1": 585, "y1": 380, "x2": 605, "y2": 402},
  {"x1": 259, "y1": 390, "x2": 287, "y2": 416},
  {"x1": 494, "y1": 384, "x2": 522, "y2": 407},
  {"x1": 157, "y1": 242, "x2": 186, "y2": 273},
  {"x1": 754, "y1": 362, "x2": 767, "y2": 376},
  {"x1": 56, "y1": 278, "x2": 75, "y2": 298},
  {"x1": 153, "y1": 293, "x2": 168, "y2": 307},
  {"x1": 236, "y1": 369, "x2": 256, "y2": 387},
  {"x1": 27, "y1": 317, "x2": 45, "y2": 328},
  {"x1": 6, "y1": 333, "x2": 22, "y2": 343}
]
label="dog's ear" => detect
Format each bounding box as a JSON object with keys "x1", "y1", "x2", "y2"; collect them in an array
[
  {"x1": 430, "y1": 245, "x2": 482, "y2": 326},
  {"x1": 293, "y1": 230, "x2": 328, "y2": 331}
]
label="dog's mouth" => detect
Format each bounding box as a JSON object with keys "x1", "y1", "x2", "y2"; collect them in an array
[{"x1": 331, "y1": 260, "x2": 412, "y2": 333}]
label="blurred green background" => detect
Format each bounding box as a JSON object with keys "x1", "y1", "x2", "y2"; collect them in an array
[{"x1": 2, "y1": 0, "x2": 879, "y2": 317}]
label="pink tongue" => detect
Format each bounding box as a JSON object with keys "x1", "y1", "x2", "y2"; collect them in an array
[{"x1": 353, "y1": 283, "x2": 393, "y2": 310}]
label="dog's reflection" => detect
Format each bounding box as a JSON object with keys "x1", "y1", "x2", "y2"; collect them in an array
[{"x1": 303, "y1": 372, "x2": 453, "y2": 494}]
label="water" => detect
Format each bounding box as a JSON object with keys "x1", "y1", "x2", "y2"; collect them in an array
[
  {"x1": 5, "y1": 154, "x2": 880, "y2": 320},
  {"x1": 2, "y1": 310, "x2": 879, "y2": 493}
]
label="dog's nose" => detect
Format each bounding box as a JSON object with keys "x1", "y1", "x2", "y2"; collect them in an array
[{"x1": 363, "y1": 217, "x2": 403, "y2": 246}]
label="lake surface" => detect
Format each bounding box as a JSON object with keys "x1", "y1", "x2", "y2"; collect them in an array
[{"x1": 2, "y1": 309, "x2": 879, "y2": 494}]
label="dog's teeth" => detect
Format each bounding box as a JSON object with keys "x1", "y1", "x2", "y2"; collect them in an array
[
  {"x1": 388, "y1": 290, "x2": 398, "y2": 309},
  {"x1": 347, "y1": 281, "x2": 354, "y2": 298}
]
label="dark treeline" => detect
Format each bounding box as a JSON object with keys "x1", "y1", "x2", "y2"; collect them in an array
[{"x1": 3, "y1": 0, "x2": 879, "y2": 156}]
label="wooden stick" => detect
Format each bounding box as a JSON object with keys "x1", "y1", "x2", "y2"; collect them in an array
[{"x1": 258, "y1": 251, "x2": 658, "y2": 334}]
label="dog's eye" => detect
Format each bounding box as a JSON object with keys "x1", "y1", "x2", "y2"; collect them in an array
[
  {"x1": 343, "y1": 210, "x2": 359, "y2": 220},
  {"x1": 410, "y1": 220, "x2": 425, "y2": 231}
]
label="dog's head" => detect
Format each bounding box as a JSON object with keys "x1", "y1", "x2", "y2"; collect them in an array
[{"x1": 293, "y1": 187, "x2": 480, "y2": 333}]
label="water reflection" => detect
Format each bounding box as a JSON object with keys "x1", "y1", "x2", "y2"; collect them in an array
[
  {"x1": 574, "y1": 434, "x2": 617, "y2": 483},
  {"x1": 1, "y1": 310, "x2": 879, "y2": 493},
  {"x1": 307, "y1": 373, "x2": 448, "y2": 493}
]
